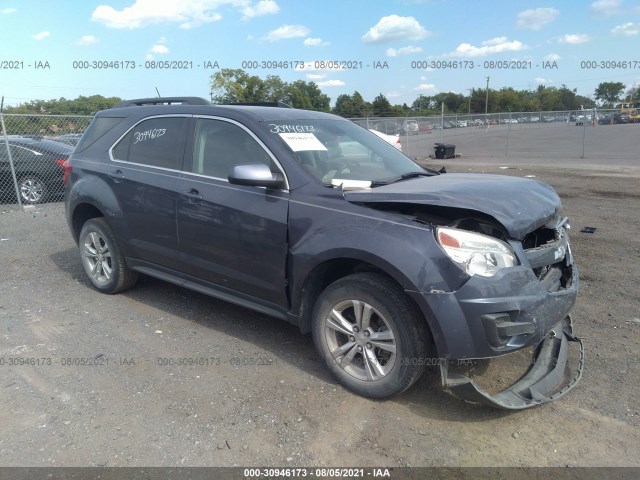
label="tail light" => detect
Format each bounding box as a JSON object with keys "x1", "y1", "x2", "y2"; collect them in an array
[{"x1": 59, "y1": 159, "x2": 72, "y2": 186}]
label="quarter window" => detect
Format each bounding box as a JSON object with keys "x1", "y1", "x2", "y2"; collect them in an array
[
  {"x1": 190, "y1": 118, "x2": 274, "y2": 179},
  {"x1": 112, "y1": 117, "x2": 188, "y2": 170}
]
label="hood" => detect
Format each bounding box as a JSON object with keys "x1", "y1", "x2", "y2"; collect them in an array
[{"x1": 344, "y1": 173, "x2": 561, "y2": 239}]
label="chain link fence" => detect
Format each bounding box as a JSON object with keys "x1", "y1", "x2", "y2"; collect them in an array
[
  {"x1": 1, "y1": 109, "x2": 637, "y2": 210},
  {"x1": 1, "y1": 113, "x2": 92, "y2": 208},
  {"x1": 350, "y1": 108, "x2": 639, "y2": 162}
]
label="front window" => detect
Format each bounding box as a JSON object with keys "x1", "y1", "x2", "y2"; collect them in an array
[
  {"x1": 261, "y1": 119, "x2": 432, "y2": 187},
  {"x1": 190, "y1": 118, "x2": 275, "y2": 179}
]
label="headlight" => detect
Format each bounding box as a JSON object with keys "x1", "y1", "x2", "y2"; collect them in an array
[{"x1": 436, "y1": 227, "x2": 518, "y2": 277}]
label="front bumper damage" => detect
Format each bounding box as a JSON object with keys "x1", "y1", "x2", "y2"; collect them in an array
[{"x1": 441, "y1": 316, "x2": 584, "y2": 410}]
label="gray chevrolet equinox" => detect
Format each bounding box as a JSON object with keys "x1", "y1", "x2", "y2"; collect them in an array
[{"x1": 64, "y1": 97, "x2": 583, "y2": 409}]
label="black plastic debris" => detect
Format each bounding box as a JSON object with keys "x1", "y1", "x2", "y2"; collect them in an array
[{"x1": 580, "y1": 226, "x2": 597, "y2": 234}]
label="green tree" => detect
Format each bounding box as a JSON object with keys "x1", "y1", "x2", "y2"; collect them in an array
[
  {"x1": 209, "y1": 68, "x2": 267, "y2": 103},
  {"x1": 209, "y1": 69, "x2": 330, "y2": 110},
  {"x1": 285, "y1": 80, "x2": 330, "y2": 111},
  {"x1": 332, "y1": 91, "x2": 371, "y2": 117},
  {"x1": 594, "y1": 82, "x2": 626, "y2": 107},
  {"x1": 371, "y1": 93, "x2": 393, "y2": 116}
]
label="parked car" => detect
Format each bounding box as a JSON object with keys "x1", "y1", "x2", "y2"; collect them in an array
[
  {"x1": 405, "y1": 121, "x2": 419, "y2": 135},
  {"x1": 50, "y1": 133, "x2": 83, "y2": 147},
  {"x1": 598, "y1": 114, "x2": 614, "y2": 125},
  {"x1": 369, "y1": 129, "x2": 402, "y2": 151},
  {"x1": 341, "y1": 130, "x2": 402, "y2": 157},
  {"x1": 613, "y1": 113, "x2": 630, "y2": 124},
  {"x1": 418, "y1": 123, "x2": 433, "y2": 133},
  {"x1": 0, "y1": 136, "x2": 74, "y2": 204},
  {"x1": 64, "y1": 97, "x2": 583, "y2": 409}
]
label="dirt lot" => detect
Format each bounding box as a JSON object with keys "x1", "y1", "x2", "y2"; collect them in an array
[{"x1": 0, "y1": 159, "x2": 639, "y2": 469}]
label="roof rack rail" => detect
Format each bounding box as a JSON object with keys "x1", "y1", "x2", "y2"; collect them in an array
[
  {"x1": 113, "y1": 97, "x2": 211, "y2": 108},
  {"x1": 223, "y1": 102, "x2": 292, "y2": 108}
]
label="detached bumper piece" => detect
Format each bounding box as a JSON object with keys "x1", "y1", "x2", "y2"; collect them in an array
[{"x1": 441, "y1": 316, "x2": 584, "y2": 409}]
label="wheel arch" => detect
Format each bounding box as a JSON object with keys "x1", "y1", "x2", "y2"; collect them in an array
[
  {"x1": 70, "y1": 202, "x2": 106, "y2": 244},
  {"x1": 295, "y1": 256, "x2": 435, "y2": 352}
]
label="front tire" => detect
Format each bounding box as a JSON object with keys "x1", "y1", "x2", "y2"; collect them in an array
[
  {"x1": 311, "y1": 273, "x2": 429, "y2": 398},
  {"x1": 78, "y1": 218, "x2": 138, "y2": 294}
]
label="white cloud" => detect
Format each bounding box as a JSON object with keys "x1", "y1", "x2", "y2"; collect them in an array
[
  {"x1": 386, "y1": 45, "x2": 422, "y2": 57},
  {"x1": 304, "y1": 37, "x2": 329, "y2": 47},
  {"x1": 264, "y1": 24, "x2": 310, "y2": 42},
  {"x1": 242, "y1": 0, "x2": 279, "y2": 19},
  {"x1": 317, "y1": 80, "x2": 345, "y2": 87},
  {"x1": 386, "y1": 91, "x2": 402, "y2": 98},
  {"x1": 591, "y1": 0, "x2": 640, "y2": 15},
  {"x1": 150, "y1": 44, "x2": 169, "y2": 54},
  {"x1": 590, "y1": 0, "x2": 623, "y2": 15},
  {"x1": 612, "y1": 22, "x2": 640, "y2": 36},
  {"x1": 91, "y1": 0, "x2": 243, "y2": 29},
  {"x1": 516, "y1": 7, "x2": 559, "y2": 30},
  {"x1": 34, "y1": 31, "x2": 50, "y2": 40},
  {"x1": 559, "y1": 33, "x2": 590, "y2": 44},
  {"x1": 544, "y1": 53, "x2": 561, "y2": 61},
  {"x1": 1, "y1": 8, "x2": 17, "y2": 14},
  {"x1": 535, "y1": 77, "x2": 550, "y2": 84},
  {"x1": 447, "y1": 37, "x2": 527, "y2": 57},
  {"x1": 362, "y1": 15, "x2": 430, "y2": 43},
  {"x1": 415, "y1": 83, "x2": 436, "y2": 92},
  {"x1": 306, "y1": 74, "x2": 326, "y2": 80},
  {"x1": 76, "y1": 35, "x2": 98, "y2": 45}
]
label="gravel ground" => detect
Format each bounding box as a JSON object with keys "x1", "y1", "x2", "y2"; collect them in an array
[{"x1": 0, "y1": 159, "x2": 639, "y2": 468}]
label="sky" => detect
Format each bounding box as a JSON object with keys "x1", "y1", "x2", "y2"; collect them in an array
[{"x1": 1, "y1": 0, "x2": 639, "y2": 108}]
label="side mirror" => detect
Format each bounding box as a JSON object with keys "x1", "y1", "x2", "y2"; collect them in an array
[{"x1": 228, "y1": 163, "x2": 284, "y2": 189}]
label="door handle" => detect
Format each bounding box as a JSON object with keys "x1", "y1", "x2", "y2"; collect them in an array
[
  {"x1": 180, "y1": 189, "x2": 203, "y2": 202},
  {"x1": 108, "y1": 170, "x2": 124, "y2": 183}
]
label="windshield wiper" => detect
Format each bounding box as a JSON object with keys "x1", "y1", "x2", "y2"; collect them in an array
[{"x1": 370, "y1": 171, "x2": 433, "y2": 187}]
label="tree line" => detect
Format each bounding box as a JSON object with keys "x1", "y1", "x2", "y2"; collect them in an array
[
  {"x1": 0, "y1": 70, "x2": 631, "y2": 118},
  {"x1": 2, "y1": 95, "x2": 122, "y2": 116}
]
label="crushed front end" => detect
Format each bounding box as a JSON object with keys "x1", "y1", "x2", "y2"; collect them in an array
[{"x1": 412, "y1": 216, "x2": 584, "y2": 409}]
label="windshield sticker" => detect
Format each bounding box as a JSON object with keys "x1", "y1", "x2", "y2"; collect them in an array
[
  {"x1": 269, "y1": 124, "x2": 315, "y2": 134},
  {"x1": 133, "y1": 128, "x2": 166, "y2": 144},
  {"x1": 279, "y1": 132, "x2": 327, "y2": 152}
]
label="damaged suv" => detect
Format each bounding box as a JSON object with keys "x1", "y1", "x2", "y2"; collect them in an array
[{"x1": 64, "y1": 97, "x2": 583, "y2": 409}]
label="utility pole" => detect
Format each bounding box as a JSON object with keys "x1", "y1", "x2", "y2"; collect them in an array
[
  {"x1": 484, "y1": 76, "x2": 490, "y2": 131},
  {"x1": 467, "y1": 89, "x2": 472, "y2": 115}
]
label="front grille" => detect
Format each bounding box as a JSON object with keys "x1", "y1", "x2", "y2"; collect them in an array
[{"x1": 523, "y1": 220, "x2": 574, "y2": 292}]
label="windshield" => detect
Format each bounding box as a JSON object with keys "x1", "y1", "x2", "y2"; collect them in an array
[{"x1": 260, "y1": 119, "x2": 431, "y2": 187}]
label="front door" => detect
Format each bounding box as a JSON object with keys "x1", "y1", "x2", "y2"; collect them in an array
[{"x1": 176, "y1": 117, "x2": 289, "y2": 308}]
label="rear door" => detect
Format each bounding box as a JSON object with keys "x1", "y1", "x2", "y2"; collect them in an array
[
  {"x1": 176, "y1": 116, "x2": 289, "y2": 308},
  {"x1": 109, "y1": 115, "x2": 190, "y2": 269}
]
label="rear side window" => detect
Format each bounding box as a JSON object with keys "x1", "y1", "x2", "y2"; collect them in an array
[
  {"x1": 112, "y1": 116, "x2": 188, "y2": 170},
  {"x1": 75, "y1": 116, "x2": 125, "y2": 153}
]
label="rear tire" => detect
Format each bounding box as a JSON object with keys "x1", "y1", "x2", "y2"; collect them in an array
[
  {"x1": 311, "y1": 273, "x2": 429, "y2": 398},
  {"x1": 78, "y1": 218, "x2": 138, "y2": 294},
  {"x1": 19, "y1": 175, "x2": 47, "y2": 204}
]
